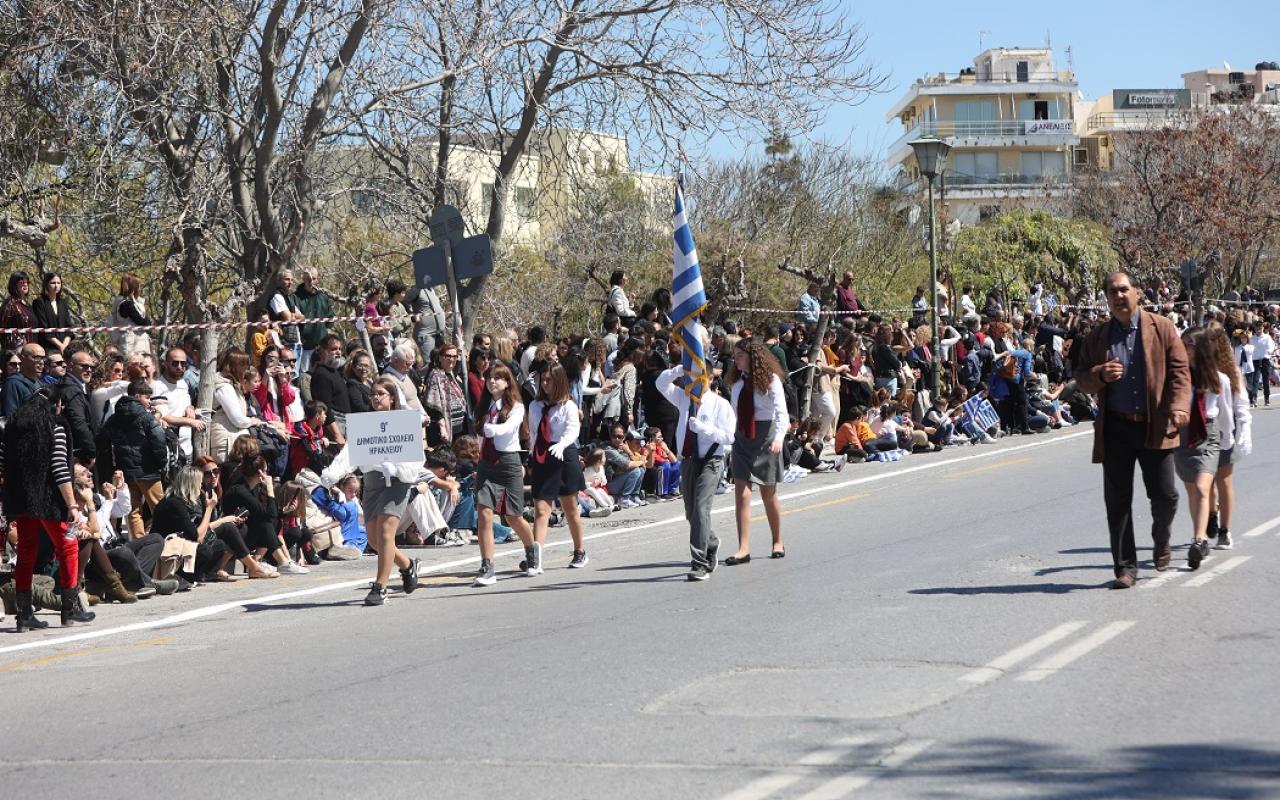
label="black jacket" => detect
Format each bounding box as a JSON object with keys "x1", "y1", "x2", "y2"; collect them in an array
[
  {"x1": 309, "y1": 363, "x2": 350, "y2": 423},
  {"x1": 55, "y1": 377, "x2": 96, "y2": 461},
  {"x1": 104, "y1": 395, "x2": 168, "y2": 482},
  {"x1": 31, "y1": 296, "x2": 71, "y2": 351}
]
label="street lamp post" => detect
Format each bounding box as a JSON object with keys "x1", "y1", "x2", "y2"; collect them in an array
[{"x1": 909, "y1": 136, "x2": 952, "y2": 398}]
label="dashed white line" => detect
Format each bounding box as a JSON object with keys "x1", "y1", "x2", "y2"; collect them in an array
[
  {"x1": 793, "y1": 739, "x2": 934, "y2": 800},
  {"x1": 717, "y1": 737, "x2": 872, "y2": 800},
  {"x1": 1138, "y1": 568, "x2": 1189, "y2": 590},
  {"x1": 1242, "y1": 514, "x2": 1280, "y2": 538},
  {"x1": 1016, "y1": 621, "x2": 1136, "y2": 682},
  {"x1": 959, "y1": 621, "x2": 1089, "y2": 684},
  {"x1": 1181, "y1": 556, "x2": 1252, "y2": 588}
]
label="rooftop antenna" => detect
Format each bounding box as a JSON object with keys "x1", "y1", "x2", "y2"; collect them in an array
[
  {"x1": 1065, "y1": 45, "x2": 1074, "y2": 73},
  {"x1": 1045, "y1": 29, "x2": 1052, "y2": 50},
  {"x1": 979, "y1": 30, "x2": 991, "y2": 52}
]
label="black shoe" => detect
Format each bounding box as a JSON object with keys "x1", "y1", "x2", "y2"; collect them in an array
[
  {"x1": 724, "y1": 554, "x2": 751, "y2": 566},
  {"x1": 1215, "y1": 529, "x2": 1234, "y2": 550},
  {"x1": 706, "y1": 542, "x2": 719, "y2": 574},
  {"x1": 1188, "y1": 539, "x2": 1210, "y2": 570},
  {"x1": 60, "y1": 587, "x2": 95, "y2": 626},
  {"x1": 687, "y1": 565, "x2": 710, "y2": 582},
  {"x1": 1206, "y1": 512, "x2": 1219, "y2": 539},
  {"x1": 770, "y1": 548, "x2": 786, "y2": 559},
  {"x1": 303, "y1": 546, "x2": 322, "y2": 566},
  {"x1": 173, "y1": 574, "x2": 194, "y2": 592},
  {"x1": 364, "y1": 582, "x2": 387, "y2": 606},
  {"x1": 14, "y1": 590, "x2": 49, "y2": 632},
  {"x1": 400, "y1": 558, "x2": 421, "y2": 594}
]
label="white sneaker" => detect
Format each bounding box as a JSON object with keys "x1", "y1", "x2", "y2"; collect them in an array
[{"x1": 278, "y1": 561, "x2": 309, "y2": 575}]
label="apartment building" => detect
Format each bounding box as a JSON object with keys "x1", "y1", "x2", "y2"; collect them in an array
[
  {"x1": 1080, "y1": 62, "x2": 1280, "y2": 169},
  {"x1": 328, "y1": 127, "x2": 672, "y2": 249},
  {"x1": 886, "y1": 47, "x2": 1080, "y2": 224}
]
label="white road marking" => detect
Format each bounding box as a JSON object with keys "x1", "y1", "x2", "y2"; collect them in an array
[
  {"x1": 959, "y1": 621, "x2": 1089, "y2": 684},
  {"x1": 0, "y1": 430, "x2": 1092, "y2": 659},
  {"x1": 1181, "y1": 556, "x2": 1252, "y2": 588},
  {"x1": 1137, "y1": 568, "x2": 1190, "y2": 590},
  {"x1": 1242, "y1": 514, "x2": 1280, "y2": 538},
  {"x1": 1016, "y1": 621, "x2": 1136, "y2": 682},
  {"x1": 717, "y1": 737, "x2": 872, "y2": 800},
  {"x1": 793, "y1": 739, "x2": 934, "y2": 800}
]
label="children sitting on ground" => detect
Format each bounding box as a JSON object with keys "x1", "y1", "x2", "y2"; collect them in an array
[
  {"x1": 577, "y1": 449, "x2": 615, "y2": 517},
  {"x1": 450, "y1": 435, "x2": 515, "y2": 543}
]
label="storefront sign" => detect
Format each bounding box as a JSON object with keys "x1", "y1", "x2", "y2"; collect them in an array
[{"x1": 1025, "y1": 120, "x2": 1074, "y2": 134}]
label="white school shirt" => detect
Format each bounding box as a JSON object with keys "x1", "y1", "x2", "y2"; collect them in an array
[
  {"x1": 654, "y1": 367, "x2": 737, "y2": 459},
  {"x1": 1234, "y1": 343, "x2": 1255, "y2": 374},
  {"x1": 529, "y1": 399, "x2": 581, "y2": 448},
  {"x1": 1217, "y1": 372, "x2": 1252, "y2": 455},
  {"x1": 1250, "y1": 333, "x2": 1273, "y2": 360},
  {"x1": 482, "y1": 401, "x2": 525, "y2": 453},
  {"x1": 730, "y1": 374, "x2": 788, "y2": 446}
]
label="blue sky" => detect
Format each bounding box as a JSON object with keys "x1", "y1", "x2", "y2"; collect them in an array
[{"x1": 706, "y1": 0, "x2": 1280, "y2": 162}]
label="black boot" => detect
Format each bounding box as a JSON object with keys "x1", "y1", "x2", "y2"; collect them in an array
[
  {"x1": 60, "y1": 587, "x2": 96, "y2": 626},
  {"x1": 15, "y1": 590, "x2": 49, "y2": 632}
]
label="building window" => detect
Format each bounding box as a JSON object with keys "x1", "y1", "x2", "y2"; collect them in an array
[
  {"x1": 1018, "y1": 99, "x2": 1061, "y2": 120},
  {"x1": 515, "y1": 187, "x2": 536, "y2": 219},
  {"x1": 951, "y1": 151, "x2": 998, "y2": 184},
  {"x1": 954, "y1": 101, "x2": 998, "y2": 135},
  {"x1": 1021, "y1": 151, "x2": 1067, "y2": 180},
  {"x1": 1016, "y1": 61, "x2": 1030, "y2": 82},
  {"x1": 1074, "y1": 148, "x2": 1089, "y2": 167}
]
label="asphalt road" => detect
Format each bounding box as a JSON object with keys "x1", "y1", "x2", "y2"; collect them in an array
[{"x1": 3, "y1": 411, "x2": 1279, "y2": 799}]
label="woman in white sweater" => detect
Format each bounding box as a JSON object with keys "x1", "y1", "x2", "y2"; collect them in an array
[{"x1": 208, "y1": 351, "x2": 268, "y2": 461}]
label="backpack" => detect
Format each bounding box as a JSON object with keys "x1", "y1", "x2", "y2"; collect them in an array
[{"x1": 251, "y1": 425, "x2": 291, "y2": 478}]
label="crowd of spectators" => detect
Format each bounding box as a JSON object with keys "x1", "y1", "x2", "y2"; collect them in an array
[{"x1": 1, "y1": 265, "x2": 1278, "y2": 626}]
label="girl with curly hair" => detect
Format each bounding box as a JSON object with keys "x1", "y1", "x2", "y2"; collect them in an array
[{"x1": 724, "y1": 337, "x2": 789, "y2": 564}]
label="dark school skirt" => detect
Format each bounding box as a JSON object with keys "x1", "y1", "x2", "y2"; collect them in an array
[
  {"x1": 731, "y1": 422, "x2": 785, "y2": 486},
  {"x1": 529, "y1": 444, "x2": 587, "y2": 501},
  {"x1": 476, "y1": 451, "x2": 526, "y2": 517}
]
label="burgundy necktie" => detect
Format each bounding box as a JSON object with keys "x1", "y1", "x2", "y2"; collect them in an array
[
  {"x1": 682, "y1": 398, "x2": 698, "y2": 457},
  {"x1": 481, "y1": 405, "x2": 499, "y2": 463},
  {"x1": 737, "y1": 382, "x2": 756, "y2": 438}
]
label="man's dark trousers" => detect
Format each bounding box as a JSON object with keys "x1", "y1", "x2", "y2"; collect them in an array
[
  {"x1": 681, "y1": 454, "x2": 722, "y2": 570},
  {"x1": 1102, "y1": 416, "x2": 1177, "y2": 577}
]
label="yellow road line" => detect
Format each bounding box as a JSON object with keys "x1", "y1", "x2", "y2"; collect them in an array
[
  {"x1": 750, "y1": 493, "x2": 867, "y2": 523},
  {"x1": 946, "y1": 457, "x2": 1030, "y2": 478},
  {"x1": 0, "y1": 636, "x2": 175, "y2": 674}
]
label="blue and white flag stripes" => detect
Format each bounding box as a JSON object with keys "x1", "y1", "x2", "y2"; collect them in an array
[
  {"x1": 961, "y1": 395, "x2": 1001, "y2": 433},
  {"x1": 671, "y1": 183, "x2": 709, "y2": 400}
]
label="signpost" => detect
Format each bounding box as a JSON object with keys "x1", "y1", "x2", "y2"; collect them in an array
[
  {"x1": 413, "y1": 204, "x2": 496, "y2": 422},
  {"x1": 345, "y1": 409, "x2": 424, "y2": 468}
]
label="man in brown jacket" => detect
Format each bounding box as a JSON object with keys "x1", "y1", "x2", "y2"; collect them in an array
[{"x1": 1075, "y1": 272, "x2": 1191, "y2": 589}]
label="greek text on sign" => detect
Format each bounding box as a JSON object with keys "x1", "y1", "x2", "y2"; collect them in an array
[
  {"x1": 345, "y1": 410, "x2": 424, "y2": 468},
  {"x1": 1025, "y1": 120, "x2": 1074, "y2": 134}
]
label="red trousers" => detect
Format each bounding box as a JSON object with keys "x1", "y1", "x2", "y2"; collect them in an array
[{"x1": 14, "y1": 515, "x2": 79, "y2": 592}]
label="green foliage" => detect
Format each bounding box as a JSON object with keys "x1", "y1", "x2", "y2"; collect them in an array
[{"x1": 950, "y1": 210, "x2": 1116, "y2": 304}]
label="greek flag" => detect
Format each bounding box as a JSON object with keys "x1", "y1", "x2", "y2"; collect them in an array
[
  {"x1": 671, "y1": 182, "x2": 709, "y2": 400},
  {"x1": 961, "y1": 395, "x2": 1001, "y2": 432}
]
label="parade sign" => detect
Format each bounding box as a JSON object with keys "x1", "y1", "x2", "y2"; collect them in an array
[{"x1": 345, "y1": 410, "x2": 423, "y2": 468}]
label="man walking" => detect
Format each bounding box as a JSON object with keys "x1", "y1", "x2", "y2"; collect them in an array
[
  {"x1": 655, "y1": 356, "x2": 736, "y2": 582},
  {"x1": 1076, "y1": 272, "x2": 1190, "y2": 589}
]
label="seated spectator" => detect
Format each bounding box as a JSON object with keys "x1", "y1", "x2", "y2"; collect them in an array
[
  {"x1": 833, "y1": 409, "x2": 867, "y2": 462},
  {"x1": 277, "y1": 481, "x2": 319, "y2": 567},
  {"x1": 72, "y1": 464, "x2": 137, "y2": 604},
  {"x1": 288, "y1": 400, "x2": 331, "y2": 478},
  {"x1": 103, "y1": 379, "x2": 168, "y2": 539},
  {"x1": 921, "y1": 395, "x2": 957, "y2": 446},
  {"x1": 345, "y1": 348, "x2": 375, "y2": 414},
  {"x1": 223, "y1": 454, "x2": 306, "y2": 574},
  {"x1": 644, "y1": 426, "x2": 682, "y2": 498},
  {"x1": 576, "y1": 449, "x2": 615, "y2": 517},
  {"x1": 255, "y1": 345, "x2": 300, "y2": 427},
  {"x1": 447, "y1": 435, "x2": 513, "y2": 543},
  {"x1": 152, "y1": 464, "x2": 276, "y2": 581},
  {"x1": 602, "y1": 424, "x2": 646, "y2": 508},
  {"x1": 301, "y1": 471, "x2": 368, "y2": 555},
  {"x1": 791, "y1": 416, "x2": 844, "y2": 472}
]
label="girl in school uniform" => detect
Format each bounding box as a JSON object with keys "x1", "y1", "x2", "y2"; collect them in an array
[
  {"x1": 725, "y1": 338, "x2": 790, "y2": 564},
  {"x1": 1174, "y1": 329, "x2": 1231, "y2": 571},
  {"x1": 471, "y1": 363, "x2": 537, "y2": 586},
  {"x1": 527, "y1": 363, "x2": 589, "y2": 571}
]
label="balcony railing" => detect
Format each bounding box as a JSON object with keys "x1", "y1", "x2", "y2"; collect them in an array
[
  {"x1": 893, "y1": 173, "x2": 1070, "y2": 194},
  {"x1": 1085, "y1": 111, "x2": 1185, "y2": 132},
  {"x1": 889, "y1": 119, "x2": 1077, "y2": 159},
  {"x1": 915, "y1": 70, "x2": 1075, "y2": 86}
]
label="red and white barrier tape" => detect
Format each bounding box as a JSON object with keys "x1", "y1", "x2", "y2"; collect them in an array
[{"x1": 3, "y1": 311, "x2": 423, "y2": 336}]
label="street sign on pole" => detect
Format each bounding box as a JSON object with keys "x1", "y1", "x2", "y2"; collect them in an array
[{"x1": 412, "y1": 235, "x2": 493, "y2": 288}]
